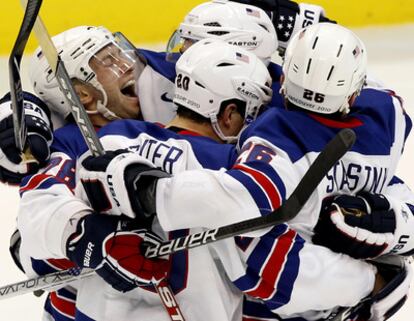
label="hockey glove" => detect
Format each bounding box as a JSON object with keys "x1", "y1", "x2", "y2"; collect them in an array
[
  {"x1": 313, "y1": 193, "x2": 396, "y2": 259},
  {"x1": 0, "y1": 92, "x2": 53, "y2": 184},
  {"x1": 78, "y1": 149, "x2": 170, "y2": 220},
  {"x1": 66, "y1": 213, "x2": 169, "y2": 292},
  {"x1": 335, "y1": 257, "x2": 412, "y2": 321},
  {"x1": 232, "y1": 0, "x2": 336, "y2": 56}
]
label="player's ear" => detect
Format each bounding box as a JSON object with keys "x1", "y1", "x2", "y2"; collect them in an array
[
  {"x1": 221, "y1": 103, "x2": 239, "y2": 128},
  {"x1": 73, "y1": 80, "x2": 96, "y2": 108}
]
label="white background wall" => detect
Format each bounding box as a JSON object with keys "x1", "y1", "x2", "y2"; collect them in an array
[{"x1": 0, "y1": 25, "x2": 413, "y2": 320}]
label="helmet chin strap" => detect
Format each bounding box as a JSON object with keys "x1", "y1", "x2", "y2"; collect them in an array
[
  {"x1": 210, "y1": 114, "x2": 238, "y2": 144},
  {"x1": 87, "y1": 80, "x2": 121, "y2": 120}
]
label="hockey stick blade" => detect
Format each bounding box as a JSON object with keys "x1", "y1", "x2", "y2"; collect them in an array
[
  {"x1": 145, "y1": 128, "x2": 356, "y2": 258},
  {"x1": 19, "y1": 0, "x2": 104, "y2": 157},
  {"x1": 0, "y1": 128, "x2": 355, "y2": 297},
  {"x1": 9, "y1": 0, "x2": 42, "y2": 152}
]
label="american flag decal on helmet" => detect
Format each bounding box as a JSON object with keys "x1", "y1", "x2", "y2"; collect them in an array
[
  {"x1": 236, "y1": 52, "x2": 250, "y2": 63},
  {"x1": 246, "y1": 7, "x2": 260, "y2": 18}
]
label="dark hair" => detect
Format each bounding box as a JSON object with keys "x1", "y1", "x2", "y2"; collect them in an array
[{"x1": 175, "y1": 99, "x2": 247, "y2": 124}]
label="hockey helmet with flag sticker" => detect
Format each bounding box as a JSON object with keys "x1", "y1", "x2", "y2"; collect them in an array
[
  {"x1": 174, "y1": 38, "x2": 272, "y2": 143},
  {"x1": 281, "y1": 23, "x2": 367, "y2": 115},
  {"x1": 29, "y1": 26, "x2": 138, "y2": 121},
  {"x1": 167, "y1": 0, "x2": 278, "y2": 64}
]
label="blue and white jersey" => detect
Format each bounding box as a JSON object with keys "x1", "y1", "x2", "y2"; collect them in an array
[
  {"x1": 235, "y1": 87, "x2": 412, "y2": 236},
  {"x1": 154, "y1": 86, "x2": 414, "y2": 317},
  {"x1": 18, "y1": 120, "x2": 243, "y2": 321},
  {"x1": 156, "y1": 87, "x2": 412, "y2": 237},
  {"x1": 18, "y1": 118, "x2": 377, "y2": 321},
  {"x1": 135, "y1": 49, "x2": 177, "y2": 124}
]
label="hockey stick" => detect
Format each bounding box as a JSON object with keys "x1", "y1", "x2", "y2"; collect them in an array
[
  {"x1": 19, "y1": 0, "x2": 104, "y2": 157},
  {"x1": 0, "y1": 128, "x2": 356, "y2": 298},
  {"x1": 9, "y1": 0, "x2": 42, "y2": 154},
  {"x1": 145, "y1": 127, "x2": 356, "y2": 258}
]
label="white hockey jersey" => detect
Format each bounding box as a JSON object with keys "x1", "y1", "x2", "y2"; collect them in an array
[
  {"x1": 19, "y1": 118, "x2": 381, "y2": 321},
  {"x1": 152, "y1": 87, "x2": 414, "y2": 317}
]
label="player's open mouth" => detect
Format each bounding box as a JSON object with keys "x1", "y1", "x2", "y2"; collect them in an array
[{"x1": 120, "y1": 79, "x2": 137, "y2": 98}]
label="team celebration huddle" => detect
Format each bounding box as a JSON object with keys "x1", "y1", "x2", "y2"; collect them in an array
[{"x1": 0, "y1": 0, "x2": 413, "y2": 320}]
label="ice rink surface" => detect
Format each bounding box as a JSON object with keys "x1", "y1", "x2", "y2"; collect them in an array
[{"x1": 0, "y1": 24, "x2": 413, "y2": 320}]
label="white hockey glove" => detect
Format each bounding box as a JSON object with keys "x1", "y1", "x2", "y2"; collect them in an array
[
  {"x1": 331, "y1": 257, "x2": 412, "y2": 321},
  {"x1": 0, "y1": 91, "x2": 53, "y2": 184},
  {"x1": 77, "y1": 149, "x2": 170, "y2": 220},
  {"x1": 313, "y1": 193, "x2": 396, "y2": 259}
]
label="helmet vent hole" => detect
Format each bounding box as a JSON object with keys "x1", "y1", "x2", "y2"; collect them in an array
[
  {"x1": 207, "y1": 31, "x2": 230, "y2": 36},
  {"x1": 83, "y1": 39, "x2": 92, "y2": 46},
  {"x1": 327, "y1": 65, "x2": 335, "y2": 81},
  {"x1": 195, "y1": 81, "x2": 205, "y2": 88},
  {"x1": 306, "y1": 59, "x2": 312, "y2": 74},
  {"x1": 312, "y1": 37, "x2": 319, "y2": 49},
  {"x1": 337, "y1": 80, "x2": 345, "y2": 86},
  {"x1": 71, "y1": 47, "x2": 83, "y2": 59},
  {"x1": 293, "y1": 64, "x2": 299, "y2": 72},
  {"x1": 217, "y1": 63, "x2": 235, "y2": 67},
  {"x1": 85, "y1": 44, "x2": 96, "y2": 51},
  {"x1": 204, "y1": 22, "x2": 222, "y2": 27},
  {"x1": 259, "y1": 24, "x2": 269, "y2": 32},
  {"x1": 37, "y1": 51, "x2": 43, "y2": 58},
  {"x1": 337, "y1": 44, "x2": 343, "y2": 57}
]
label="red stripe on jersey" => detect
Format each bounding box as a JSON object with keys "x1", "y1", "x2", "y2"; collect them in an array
[
  {"x1": 50, "y1": 291, "x2": 76, "y2": 319},
  {"x1": 309, "y1": 114, "x2": 363, "y2": 128},
  {"x1": 246, "y1": 229, "x2": 296, "y2": 299},
  {"x1": 20, "y1": 174, "x2": 52, "y2": 193},
  {"x1": 47, "y1": 258, "x2": 76, "y2": 270},
  {"x1": 233, "y1": 164, "x2": 281, "y2": 210}
]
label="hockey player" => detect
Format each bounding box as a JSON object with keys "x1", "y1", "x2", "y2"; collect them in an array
[
  {"x1": 19, "y1": 36, "x2": 398, "y2": 321},
  {"x1": 18, "y1": 39, "x2": 275, "y2": 321},
  {"x1": 0, "y1": 0, "x2": 333, "y2": 185},
  {"x1": 77, "y1": 24, "x2": 413, "y2": 321},
  {"x1": 2, "y1": 2, "x2": 410, "y2": 320}
]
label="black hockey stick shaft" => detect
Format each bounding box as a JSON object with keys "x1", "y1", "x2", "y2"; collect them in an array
[
  {"x1": 9, "y1": 0, "x2": 43, "y2": 152},
  {"x1": 19, "y1": 0, "x2": 104, "y2": 157},
  {"x1": 145, "y1": 128, "x2": 356, "y2": 258}
]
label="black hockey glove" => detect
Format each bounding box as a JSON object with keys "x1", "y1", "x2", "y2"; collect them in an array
[
  {"x1": 313, "y1": 193, "x2": 396, "y2": 259},
  {"x1": 232, "y1": 0, "x2": 336, "y2": 56},
  {"x1": 79, "y1": 149, "x2": 170, "y2": 220},
  {"x1": 66, "y1": 213, "x2": 169, "y2": 292},
  {"x1": 0, "y1": 92, "x2": 53, "y2": 184}
]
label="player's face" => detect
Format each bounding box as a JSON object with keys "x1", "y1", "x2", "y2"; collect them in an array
[
  {"x1": 180, "y1": 38, "x2": 197, "y2": 54},
  {"x1": 89, "y1": 44, "x2": 140, "y2": 119}
]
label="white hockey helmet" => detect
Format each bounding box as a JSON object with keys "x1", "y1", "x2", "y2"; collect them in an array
[
  {"x1": 282, "y1": 23, "x2": 367, "y2": 115},
  {"x1": 29, "y1": 26, "x2": 137, "y2": 120},
  {"x1": 167, "y1": 0, "x2": 278, "y2": 64},
  {"x1": 174, "y1": 38, "x2": 273, "y2": 142}
]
